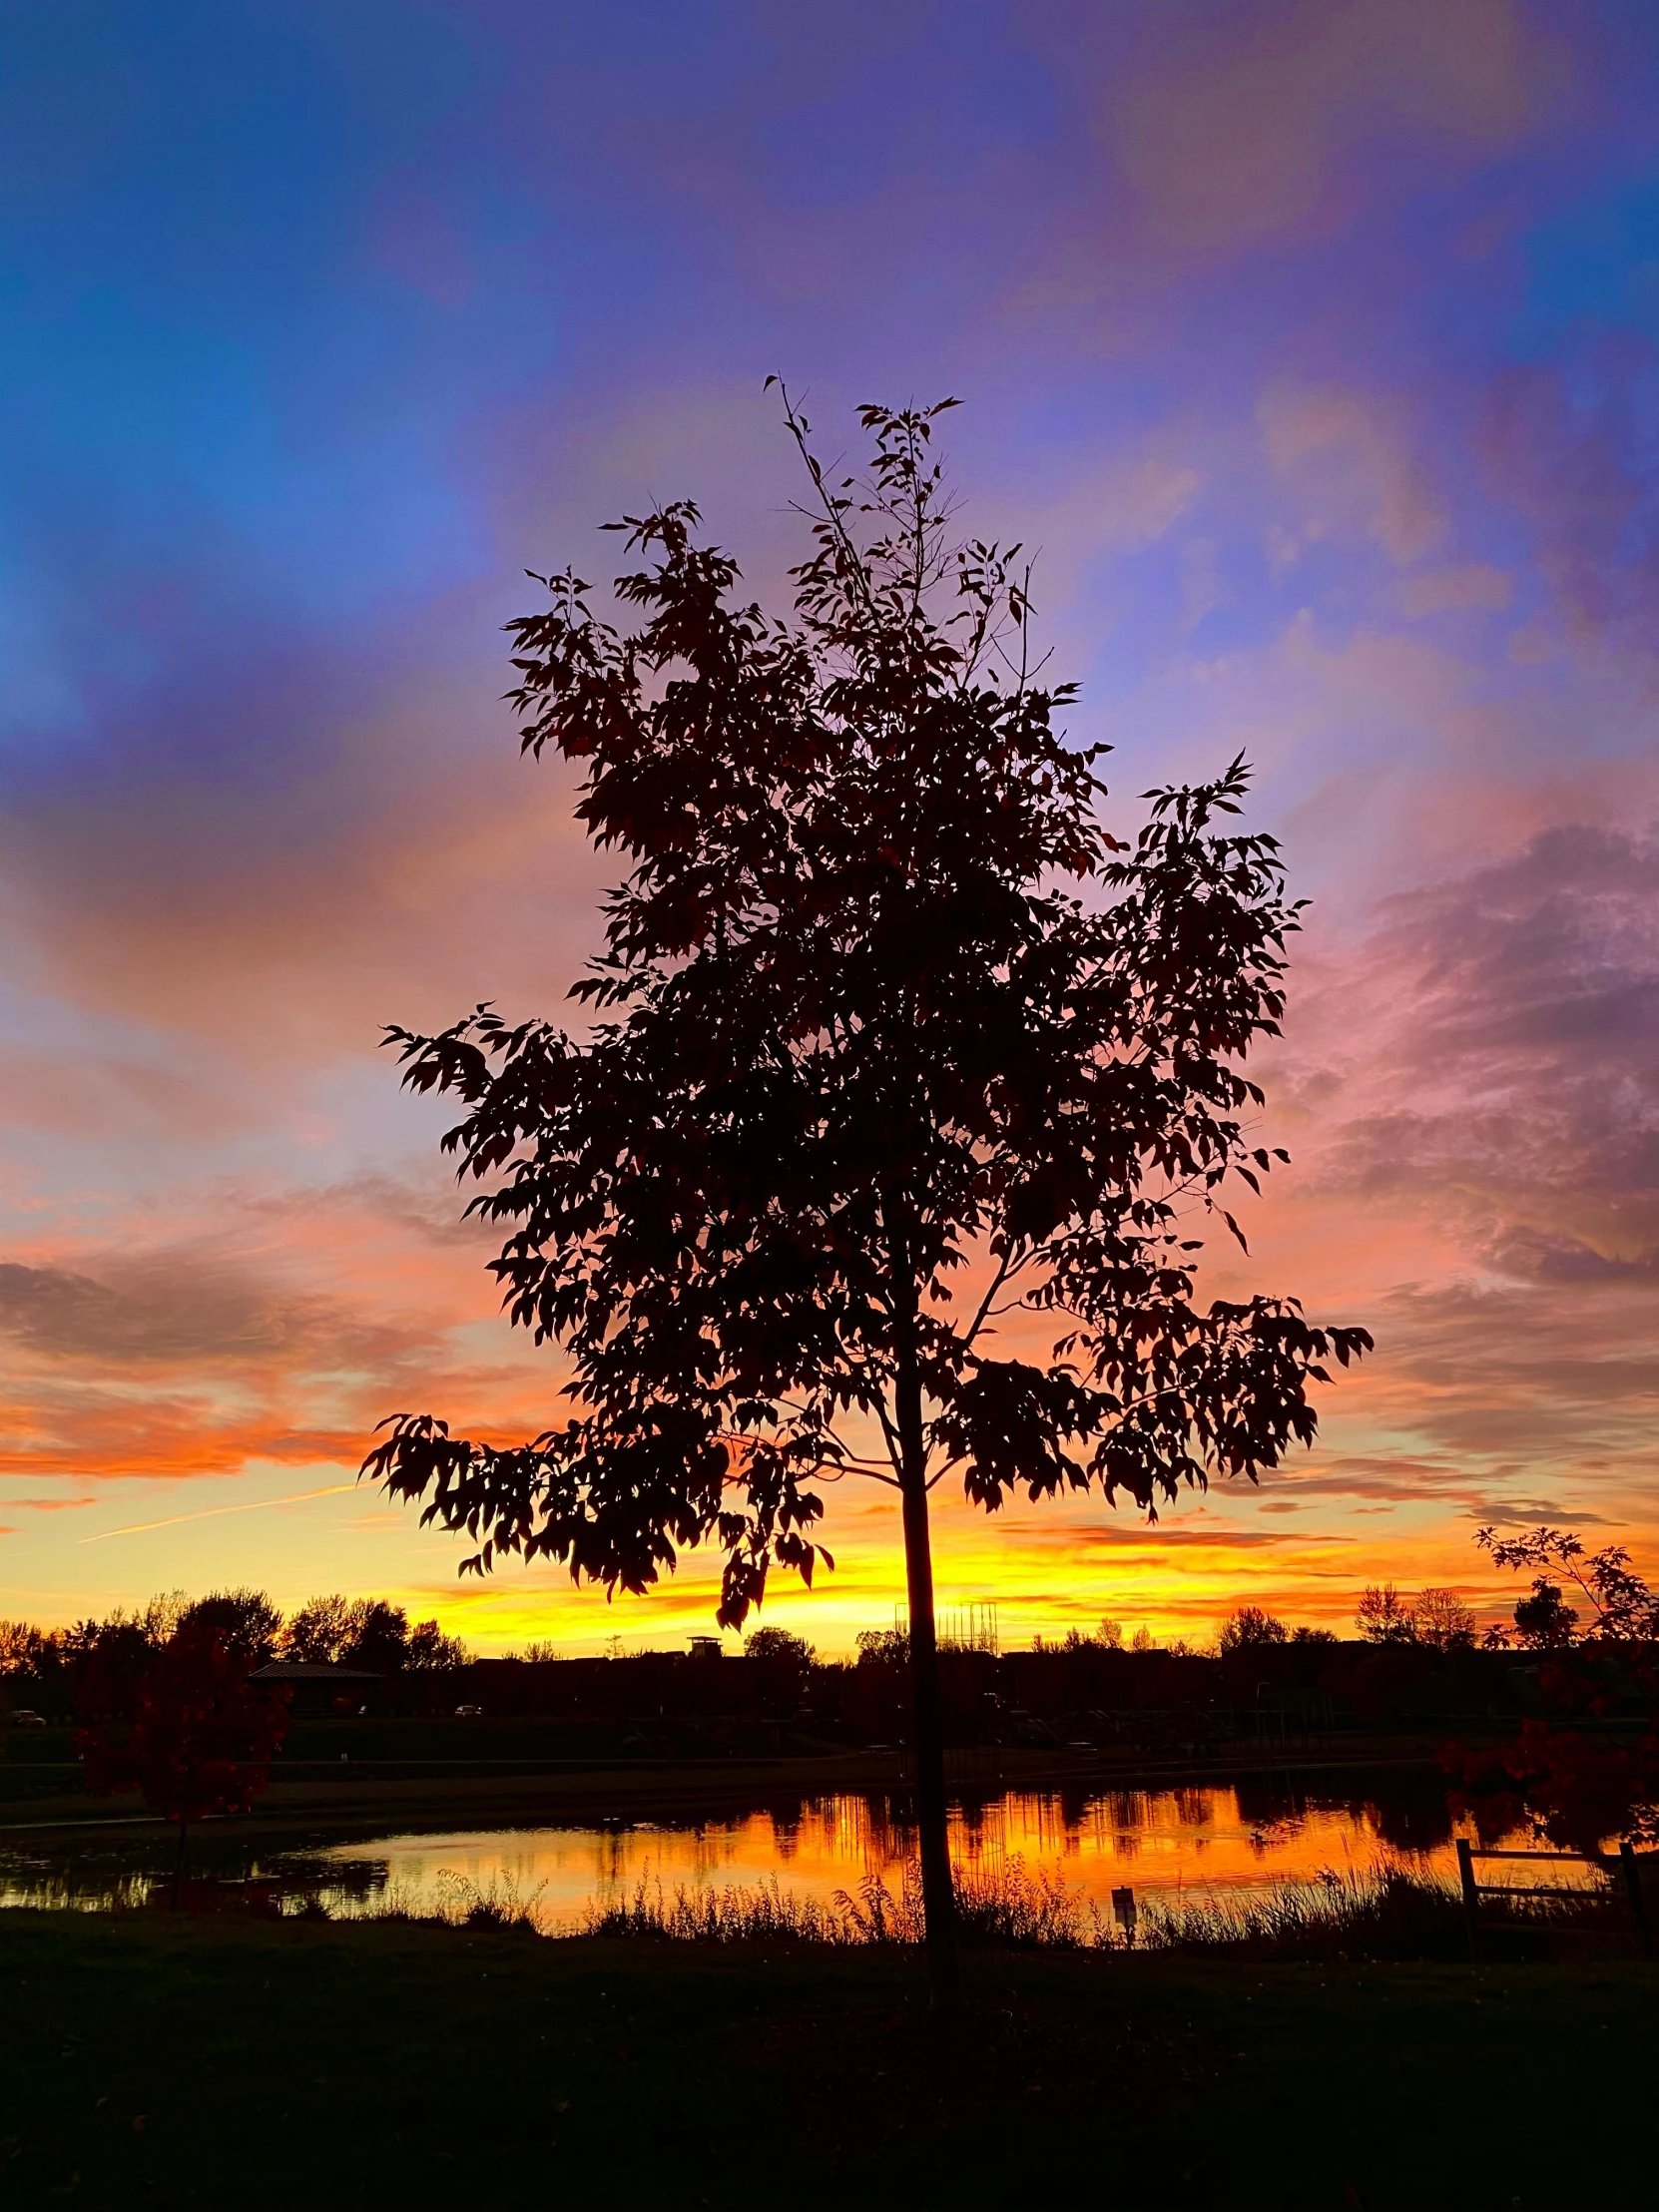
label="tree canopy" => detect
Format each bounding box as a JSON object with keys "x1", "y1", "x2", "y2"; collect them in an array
[
  {"x1": 365, "y1": 392, "x2": 1369, "y2": 1621},
  {"x1": 1219, "y1": 1605, "x2": 1288, "y2": 1655},
  {"x1": 280, "y1": 1594, "x2": 466, "y2": 1672},
  {"x1": 1478, "y1": 1525, "x2": 1659, "y2": 1647}
]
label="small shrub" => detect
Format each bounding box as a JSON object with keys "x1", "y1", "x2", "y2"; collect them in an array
[{"x1": 430, "y1": 1869, "x2": 547, "y2": 1934}]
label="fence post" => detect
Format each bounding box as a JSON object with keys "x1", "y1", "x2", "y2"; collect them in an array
[
  {"x1": 1619, "y1": 1843, "x2": 1650, "y2": 1950},
  {"x1": 1455, "y1": 1838, "x2": 1480, "y2": 1960}
]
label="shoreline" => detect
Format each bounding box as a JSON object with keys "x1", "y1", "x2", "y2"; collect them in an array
[{"x1": 0, "y1": 1736, "x2": 1460, "y2": 1853}]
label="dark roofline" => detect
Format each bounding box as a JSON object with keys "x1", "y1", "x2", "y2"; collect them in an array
[{"x1": 249, "y1": 1662, "x2": 382, "y2": 1682}]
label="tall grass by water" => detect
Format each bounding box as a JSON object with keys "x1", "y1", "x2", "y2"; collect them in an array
[
  {"x1": 573, "y1": 1853, "x2": 1635, "y2": 1958},
  {"x1": 58, "y1": 1846, "x2": 1622, "y2": 1960},
  {"x1": 574, "y1": 1857, "x2": 1488, "y2": 1958}
]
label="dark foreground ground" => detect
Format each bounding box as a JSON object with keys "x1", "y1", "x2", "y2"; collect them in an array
[{"x1": 2, "y1": 1911, "x2": 1652, "y2": 2212}]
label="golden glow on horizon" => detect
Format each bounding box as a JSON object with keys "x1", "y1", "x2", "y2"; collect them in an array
[{"x1": 0, "y1": 1448, "x2": 1559, "y2": 1658}]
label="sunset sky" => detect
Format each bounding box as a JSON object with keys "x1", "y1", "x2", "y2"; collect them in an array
[{"x1": 3, "y1": 0, "x2": 1657, "y2": 1656}]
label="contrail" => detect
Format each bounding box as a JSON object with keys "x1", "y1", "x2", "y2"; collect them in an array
[{"x1": 80, "y1": 1482, "x2": 357, "y2": 1542}]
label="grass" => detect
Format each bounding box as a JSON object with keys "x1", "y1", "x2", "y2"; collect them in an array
[
  {"x1": 1, "y1": 1904, "x2": 1654, "y2": 2211},
  {"x1": 563, "y1": 1856, "x2": 1615, "y2": 1963},
  {"x1": 577, "y1": 1858, "x2": 1151, "y2": 1947}
]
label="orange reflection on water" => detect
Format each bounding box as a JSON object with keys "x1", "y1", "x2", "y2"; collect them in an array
[{"x1": 299, "y1": 1782, "x2": 1513, "y2": 1931}]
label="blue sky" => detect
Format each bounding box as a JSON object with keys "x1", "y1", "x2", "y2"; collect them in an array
[{"x1": 2, "y1": 0, "x2": 1657, "y2": 1650}]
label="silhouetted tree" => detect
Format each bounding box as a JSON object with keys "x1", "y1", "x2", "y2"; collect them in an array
[
  {"x1": 405, "y1": 1619, "x2": 469, "y2": 1670},
  {"x1": 279, "y1": 1595, "x2": 463, "y2": 1672},
  {"x1": 0, "y1": 1619, "x2": 44, "y2": 1689},
  {"x1": 178, "y1": 1587, "x2": 282, "y2": 1666},
  {"x1": 1219, "y1": 1605, "x2": 1288, "y2": 1655},
  {"x1": 745, "y1": 1625, "x2": 816, "y2": 1714},
  {"x1": 1410, "y1": 1587, "x2": 1476, "y2": 1654},
  {"x1": 1357, "y1": 1584, "x2": 1416, "y2": 1644},
  {"x1": 1447, "y1": 1718, "x2": 1659, "y2": 1852},
  {"x1": 745, "y1": 1625, "x2": 816, "y2": 1668},
  {"x1": 76, "y1": 1622, "x2": 288, "y2": 1906},
  {"x1": 1511, "y1": 1579, "x2": 1579, "y2": 1651},
  {"x1": 1478, "y1": 1525, "x2": 1658, "y2": 1645},
  {"x1": 364, "y1": 389, "x2": 1370, "y2": 2001},
  {"x1": 341, "y1": 1599, "x2": 411, "y2": 1673},
  {"x1": 63, "y1": 1613, "x2": 161, "y2": 1708},
  {"x1": 855, "y1": 1628, "x2": 910, "y2": 1671},
  {"x1": 280, "y1": 1594, "x2": 356, "y2": 1664}
]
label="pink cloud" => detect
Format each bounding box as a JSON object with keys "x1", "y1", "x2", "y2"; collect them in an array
[
  {"x1": 1104, "y1": 0, "x2": 1559, "y2": 261},
  {"x1": 0, "y1": 1174, "x2": 560, "y2": 1488},
  {"x1": 1260, "y1": 382, "x2": 1447, "y2": 564},
  {"x1": 1207, "y1": 810, "x2": 1659, "y2": 1561},
  {"x1": 1399, "y1": 563, "x2": 1515, "y2": 616},
  {"x1": 2, "y1": 661, "x2": 608, "y2": 1067}
]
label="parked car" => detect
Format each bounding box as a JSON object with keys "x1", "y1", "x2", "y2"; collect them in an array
[
  {"x1": 453, "y1": 1704, "x2": 483, "y2": 1717},
  {"x1": 6, "y1": 1709, "x2": 47, "y2": 1729}
]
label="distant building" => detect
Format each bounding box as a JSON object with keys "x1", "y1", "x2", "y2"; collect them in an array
[
  {"x1": 687, "y1": 1636, "x2": 724, "y2": 1661},
  {"x1": 893, "y1": 1600, "x2": 1000, "y2": 1654},
  {"x1": 248, "y1": 1661, "x2": 381, "y2": 1716}
]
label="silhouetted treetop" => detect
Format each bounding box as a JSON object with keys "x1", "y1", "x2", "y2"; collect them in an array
[
  {"x1": 1220, "y1": 1605, "x2": 1288, "y2": 1655},
  {"x1": 1477, "y1": 1525, "x2": 1659, "y2": 1646},
  {"x1": 280, "y1": 1594, "x2": 465, "y2": 1672},
  {"x1": 178, "y1": 1588, "x2": 282, "y2": 1667}
]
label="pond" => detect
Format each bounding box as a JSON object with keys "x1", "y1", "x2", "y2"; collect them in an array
[{"x1": 0, "y1": 1768, "x2": 1579, "y2": 1927}]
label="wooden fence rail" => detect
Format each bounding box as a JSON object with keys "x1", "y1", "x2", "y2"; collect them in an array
[{"x1": 1454, "y1": 1837, "x2": 1651, "y2": 1958}]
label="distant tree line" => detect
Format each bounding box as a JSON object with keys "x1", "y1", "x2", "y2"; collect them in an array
[
  {"x1": 0, "y1": 1589, "x2": 467, "y2": 1718},
  {"x1": 1208, "y1": 1531, "x2": 1659, "y2": 1662},
  {"x1": 4, "y1": 1528, "x2": 1650, "y2": 1725},
  {"x1": 1217, "y1": 1587, "x2": 1480, "y2": 1656}
]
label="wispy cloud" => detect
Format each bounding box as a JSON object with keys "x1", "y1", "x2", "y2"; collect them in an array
[{"x1": 82, "y1": 1484, "x2": 358, "y2": 1544}]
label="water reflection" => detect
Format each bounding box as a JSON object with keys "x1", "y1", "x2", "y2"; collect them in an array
[{"x1": 0, "y1": 1769, "x2": 1560, "y2": 1927}]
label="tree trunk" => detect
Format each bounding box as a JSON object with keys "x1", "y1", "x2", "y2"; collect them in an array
[
  {"x1": 894, "y1": 1341, "x2": 962, "y2": 2008},
  {"x1": 171, "y1": 1816, "x2": 189, "y2": 1912}
]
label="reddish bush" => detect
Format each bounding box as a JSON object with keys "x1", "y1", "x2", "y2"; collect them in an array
[
  {"x1": 1442, "y1": 1717, "x2": 1659, "y2": 1854},
  {"x1": 77, "y1": 1620, "x2": 288, "y2": 1904}
]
